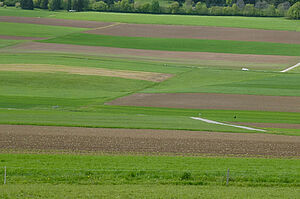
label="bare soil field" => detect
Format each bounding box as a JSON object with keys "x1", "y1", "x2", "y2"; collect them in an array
[
  {"x1": 7, "y1": 42, "x2": 298, "y2": 66},
  {"x1": 0, "y1": 16, "x2": 113, "y2": 28},
  {"x1": 86, "y1": 23, "x2": 300, "y2": 44},
  {"x1": 233, "y1": 122, "x2": 300, "y2": 129},
  {"x1": 107, "y1": 93, "x2": 300, "y2": 112},
  {"x1": 0, "y1": 64, "x2": 172, "y2": 82},
  {"x1": 0, "y1": 125, "x2": 299, "y2": 157},
  {"x1": 0, "y1": 35, "x2": 47, "y2": 40}
]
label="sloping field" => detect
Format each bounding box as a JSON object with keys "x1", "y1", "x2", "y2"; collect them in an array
[
  {"x1": 86, "y1": 23, "x2": 300, "y2": 44},
  {"x1": 0, "y1": 64, "x2": 172, "y2": 82},
  {"x1": 1, "y1": 125, "x2": 299, "y2": 157},
  {"x1": 107, "y1": 93, "x2": 300, "y2": 112},
  {"x1": 0, "y1": 16, "x2": 113, "y2": 28},
  {"x1": 41, "y1": 33, "x2": 300, "y2": 56},
  {"x1": 7, "y1": 42, "x2": 298, "y2": 66},
  {"x1": 0, "y1": 35, "x2": 46, "y2": 40}
]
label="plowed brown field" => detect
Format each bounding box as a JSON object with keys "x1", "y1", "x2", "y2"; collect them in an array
[
  {"x1": 86, "y1": 23, "x2": 300, "y2": 44},
  {"x1": 107, "y1": 93, "x2": 300, "y2": 112},
  {"x1": 7, "y1": 42, "x2": 298, "y2": 66},
  {"x1": 1, "y1": 125, "x2": 299, "y2": 157}
]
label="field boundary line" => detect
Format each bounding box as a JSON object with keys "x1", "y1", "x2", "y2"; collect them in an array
[
  {"x1": 191, "y1": 117, "x2": 266, "y2": 132},
  {"x1": 93, "y1": 23, "x2": 121, "y2": 30},
  {"x1": 280, "y1": 62, "x2": 300, "y2": 72}
]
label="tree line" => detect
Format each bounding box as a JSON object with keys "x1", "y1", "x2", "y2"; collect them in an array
[{"x1": 0, "y1": 0, "x2": 299, "y2": 19}]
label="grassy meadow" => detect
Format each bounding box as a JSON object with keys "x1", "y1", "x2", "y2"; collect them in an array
[
  {"x1": 143, "y1": 68, "x2": 300, "y2": 96},
  {"x1": 0, "y1": 39, "x2": 22, "y2": 48},
  {"x1": 0, "y1": 154, "x2": 299, "y2": 186},
  {"x1": 0, "y1": 22, "x2": 87, "y2": 38},
  {"x1": 0, "y1": 7, "x2": 300, "y2": 198},
  {"x1": 1, "y1": 184, "x2": 299, "y2": 199},
  {"x1": 42, "y1": 33, "x2": 300, "y2": 56},
  {"x1": 1, "y1": 7, "x2": 299, "y2": 31}
]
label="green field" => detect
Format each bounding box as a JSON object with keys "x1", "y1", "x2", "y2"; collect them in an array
[
  {"x1": 0, "y1": 107, "x2": 300, "y2": 135},
  {"x1": 0, "y1": 8, "x2": 300, "y2": 198},
  {"x1": 42, "y1": 33, "x2": 300, "y2": 56},
  {"x1": 0, "y1": 22, "x2": 87, "y2": 38},
  {"x1": 0, "y1": 39, "x2": 22, "y2": 48},
  {"x1": 1, "y1": 184, "x2": 299, "y2": 199},
  {"x1": 1, "y1": 7, "x2": 299, "y2": 31},
  {"x1": 0, "y1": 53, "x2": 299, "y2": 135},
  {"x1": 143, "y1": 68, "x2": 300, "y2": 96},
  {"x1": 0, "y1": 154, "x2": 299, "y2": 186},
  {"x1": 2, "y1": 184, "x2": 300, "y2": 199},
  {"x1": 0, "y1": 53, "x2": 188, "y2": 74}
]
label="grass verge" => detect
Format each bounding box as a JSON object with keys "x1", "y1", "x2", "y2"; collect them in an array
[{"x1": 0, "y1": 153, "x2": 299, "y2": 186}]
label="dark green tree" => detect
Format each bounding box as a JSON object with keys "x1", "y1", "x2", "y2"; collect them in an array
[
  {"x1": 48, "y1": 0, "x2": 61, "y2": 10},
  {"x1": 287, "y1": 1, "x2": 300, "y2": 19},
  {"x1": 20, "y1": 0, "x2": 34, "y2": 9},
  {"x1": 151, "y1": 0, "x2": 160, "y2": 13}
]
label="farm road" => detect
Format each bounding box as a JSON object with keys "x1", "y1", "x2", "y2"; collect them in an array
[{"x1": 0, "y1": 125, "x2": 299, "y2": 157}]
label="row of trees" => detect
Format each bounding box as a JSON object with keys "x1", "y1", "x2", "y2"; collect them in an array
[{"x1": 1, "y1": 0, "x2": 299, "y2": 19}]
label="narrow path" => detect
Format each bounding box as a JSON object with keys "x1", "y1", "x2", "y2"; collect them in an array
[
  {"x1": 280, "y1": 62, "x2": 300, "y2": 72},
  {"x1": 191, "y1": 117, "x2": 266, "y2": 132},
  {"x1": 92, "y1": 23, "x2": 121, "y2": 30}
]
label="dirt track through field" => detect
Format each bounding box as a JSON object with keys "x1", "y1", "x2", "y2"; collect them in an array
[
  {"x1": 107, "y1": 93, "x2": 300, "y2": 112},
  {"x1": 0, "y1": 64, "x2": 172, "y2": 82},
  {"x1": 0, "y1": 125, "x2": 299, "y2": 157},
  {"x1": 0, "y1": 16, "x2": 113, "y2": 28},
  {"x1": 86, "y1": 23, "x2": 300, "y2": 44},
  {"x1": 7, "y1": 42, "x2": 299, "y2": 65}
]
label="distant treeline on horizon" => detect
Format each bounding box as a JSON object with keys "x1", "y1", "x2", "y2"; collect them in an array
[{"x1": 1, "y1": 0, "x2": 299, "y2": 19}]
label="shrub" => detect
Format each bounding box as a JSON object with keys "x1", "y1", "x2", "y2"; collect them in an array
[
  {"x1": 4, "y1": 0, "x2": 19, "y2": 6},
  {"x1": 180, "y1": 172, "x2": 192, "y2": 180},
  {"x1": 277, "y1": 1, "x2": 290, "y2": 16},
  {"x1": 33, "y1": 0, "x2": 41, "y2": 8},
  {"x1": 287, "y1": 2, "x2": 300, "y2": 19},
  {"x1": 236, "y1": 0, "x2": 245, "y2": 10},
  {"x1": 243, "y1": 4, "x2": 256, "y2": 16},
  {"x1": 264, "y1": 4, "x2": 277, "y2": 16},
  {"x1": 48, "y1": 0, "x2": 60, "y2": 10},
  {"x1": 209, "y1": 6, "x2": 223, "y2": 16},
  {"x1": 15, "y1": 1, "x2": 20, "y2": 7},
  {"x1": 169, "y1": 1, "x2": 180, "y2": 14},
  {"x1": 0, "y1": 2, "x2": 4, "y2": 6},
  {"x1": 40, "y1": 0, "x2": 48, "y2": 9},
  {"x1": 20, "y1": 0, "x2": 34, "y2": 9},
  {"x1": 195, "y1": 2, "x2": 208, "y2": 15},
  {"x1": 151, "y1": 0, "x2": 160, "y2": 13},
  {"x1": 92, "y1": 1, "x2": 108, "y2": 11}
]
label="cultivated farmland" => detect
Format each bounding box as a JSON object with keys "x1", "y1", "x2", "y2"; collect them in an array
[{"x1": 0, "y1": 7, "x2": 299, "y2": 198}]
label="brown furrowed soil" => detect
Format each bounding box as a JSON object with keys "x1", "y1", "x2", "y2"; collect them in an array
[
  {"x1": 7, "y1": 42, "x2": 298, "y2": 66},
  {"x1": 85, "y1": 23, "x2": 300, "y2": 44},
  {"x1": 0, "y1": 35, "x2": 47, "y2": 40},
  {"x1": 0, "y1": 64, "x2": 172, "y2": 82},
  {"x1": 0, "y1": 16, "x2": 113, "y2": 28},
  {"x1": 107, "y1": 93, "x2": 300, "y2": 112},
  {"x1": 0, "y1": 125, "x2": 299, "y2": 157}
]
